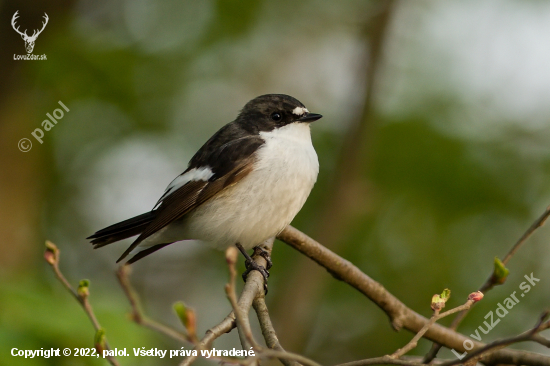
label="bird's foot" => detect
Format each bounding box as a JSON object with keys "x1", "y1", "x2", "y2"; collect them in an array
[
  {"x1": 242, "y1": 258, "x2": 270, "y2": 282},
  {"x1": 253, "y1": 245, "x2": 273, "y2": 270},
  {"x1": 235, "y1": 243, "x2": 270, "y2": 294}
]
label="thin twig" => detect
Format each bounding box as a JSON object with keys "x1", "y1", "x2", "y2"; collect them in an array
[
  {"x1": 392, "y1": 309, "x2": 440, "y2": 359},
  {"x1": 532, "y1": 334, "x2": 550, "y2": 348},
  {"x1": 502, "y1": 206, "x2": 550, "y2": 264},
  {"x1": 438, "y1": 311, "x2": 550, "y2": 366},
  {"x1": 180, "y1": 240, "x2": 272, "y2": 366},
  {"x1": 115, "y1": 265, "x2": 189, "y2": 343},
  {"x1": 391, "y1": 309, "x2": 441, "y2": 359},
  {"x1": 334, "y1": 312, "x2": 549, "y2": 366},
  {"x1": 341, "y1": 297, "x2": 477, "y2": 366},
  {"x1": 225, "y1": 246, "x2": 259, "y2": 349},
  {"x1": 224, "y1": 241, "x2": 323, "y2": 366},
  {"x1": 44, "y1": 241, "x2": 119, "y2": 366},
  {"x1": 241, "y1": 242, "x2": 302, "y2": 366},
  {"x1": 253, "y1": 296, "x2": 300, "y2": 366},
  {"x1": 333, "y1": 355, "x2": 462, "y2": 366},
  {"x1": 277, "y1": 226, "x2": 550, "y2": 366},
  {"x1": 424, "y1": 205, "x2": 550, "y2": 362},
  {"x1": 335, "y1": 355, "x2": 421, "y2": 366},
  {"x1": 391, "y1": 300, "x2": 476, "y2": 358},
  {"x1": 258, "y1": 349, "x2": 323, "y2": 366},
  {"x1": 178, "y1": 312, "x2": 236, "y2": 366}
]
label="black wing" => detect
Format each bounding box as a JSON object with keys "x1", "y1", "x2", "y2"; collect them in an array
[{"x1": 116, "y1": 133, "x2": 265, "y2": 262}]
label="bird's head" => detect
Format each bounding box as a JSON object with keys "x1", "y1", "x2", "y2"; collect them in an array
[{"x1": 237, "y1": 94, "x2": 322, "y2": 133}]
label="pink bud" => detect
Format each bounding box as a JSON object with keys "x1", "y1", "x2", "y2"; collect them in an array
[
  {"x1": 468, "y1": 291, "x2": 484, "y2": 303},
  {"x1": 44, "y1": 250, "x2": 56, "y2": 265},
  {"x1": 44, "y1": 241, "x2": 59, "y2": 265}
]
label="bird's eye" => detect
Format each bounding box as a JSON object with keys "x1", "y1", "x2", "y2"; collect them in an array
[{"x1": 270, "y1": 112, "x2": 282, "y2": 122}]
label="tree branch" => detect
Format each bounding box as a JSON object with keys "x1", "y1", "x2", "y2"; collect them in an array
[
  {"x1": 438, "y1": 311, "x2": 550, "y2": 366},
  {"x1": 424, "y1": 205, "x2": 550, "y2": 362},
  {"x1": 391, "y1": 298, "x2": 477, "y2": 359},
  {"x1": 333, "y1": 306, "x2": 548, "y2": 366},
  {"x1": 225, "y1": 241, "x2": 323, "y2": 366},
  {"x1": 180, "y1": 240, "x2": 271, "y2": 365},
  {"x1": 182, "y1": 238, "x2": 318, "y2": 366},
  {"x1": 225, "y1": 246, "x2": 258, "y2": 350},
  {"x1": 178, "y1": 312, "x2": 236, "y2": 366},
  {"x1": 334, "y1": 292, "x2": 480, "y2": 366},
  {"x1": 277, "y1": 226, "x2": 550, "y2": 366},
  {"x1": 253, "y1": 296, "x2": 300, "y2": 366},
  {"x1": 44, "y1": 241, "x2": 119, "y2": 366},
  {"x1": 115, "y1": 265, "x2": 190, "y2": 343}
]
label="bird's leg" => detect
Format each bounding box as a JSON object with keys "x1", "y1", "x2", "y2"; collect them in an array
[{"x1": 235, "y1": 243, "x2": 269, "y2": 293}]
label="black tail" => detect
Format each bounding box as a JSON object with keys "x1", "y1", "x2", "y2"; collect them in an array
[
  {"x1": 87, "y1": 211, "x2": 156, "y2": 248},
  {"x1": 125, "y1": 243, "x2": 172, "y2": 265}
]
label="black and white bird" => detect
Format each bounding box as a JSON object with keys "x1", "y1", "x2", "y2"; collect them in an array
[{"x1": 87, "y1": 94, "x2": 322, "y2": 277}]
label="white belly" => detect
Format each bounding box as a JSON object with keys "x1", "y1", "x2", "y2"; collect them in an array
[{"x1": 159, "y1": 122, "x2": 319, "y2": 250}]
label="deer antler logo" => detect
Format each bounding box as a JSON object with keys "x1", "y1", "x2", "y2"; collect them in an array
[{"x1": 11, "y1": 11, "x2": 49, "y2": 54}]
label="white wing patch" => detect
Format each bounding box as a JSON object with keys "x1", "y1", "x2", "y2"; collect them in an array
[
  {"x1": 292, "y1": 106, "x2": 309, "y2": 116},
  {"x1": 155, "y1": 167, "x2": 213, "y2": 207}
]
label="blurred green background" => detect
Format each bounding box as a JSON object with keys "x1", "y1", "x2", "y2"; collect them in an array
[{"x1": 1, "y1": 0, "x2": 549, "y2": 365}]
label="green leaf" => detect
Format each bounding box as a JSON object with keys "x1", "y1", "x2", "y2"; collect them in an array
[
  {"x1": 173, "y1": 301, "x2": 196, "y2": 340},
  {"x1": 173, "y1": 301, "x2": 187, "y2": 326},
  {"x1": 431, "y1": 288, "x2": 451, "y2": 311},
  {"x1": 493, "y1": 257, "x2": 509, "y2": 284},
  {"x1": 94, "y1": 328, "x2": 106, "y2": 353}
]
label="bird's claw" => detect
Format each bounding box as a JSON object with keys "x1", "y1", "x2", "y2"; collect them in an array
[
  {"x1": 254, "y1": 246, "x2": 273, "y2": 270},
  {"x1": 242, "y1": 259, "x2": 270, "y2": 281},
  {"x1": 235, "y1": 243, "x2": 272, "y2": 295},
  {"x1": 242, "y1": 259, "x2": 269, "y2": 294}
]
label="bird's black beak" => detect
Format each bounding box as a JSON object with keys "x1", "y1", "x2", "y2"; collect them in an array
[{"x1": 298, "y1": 113, "x2": 323, "y2": 122}]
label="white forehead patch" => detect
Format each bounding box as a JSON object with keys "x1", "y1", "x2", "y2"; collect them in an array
[{"x1": 292, "y1": 106, "x2": 309, "y2": 116}]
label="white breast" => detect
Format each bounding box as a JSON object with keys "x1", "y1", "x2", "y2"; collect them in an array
[{"x1": 177, "y1": 122, "x2": 319, "y2": 249}]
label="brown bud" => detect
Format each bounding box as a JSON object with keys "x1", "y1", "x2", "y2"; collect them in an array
[
  {"x1": 173, "y1": 301, "x2": 198, "y2": 342},
  {"x1": 185, "y1": 308, "x2": 197, "y2": 342},
  {"x1": 225, "y1": 246, "x2": 238, "y2": 266},
  {"x1": 431, "y1": 294, "x2": 445, "y2": 311}
]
